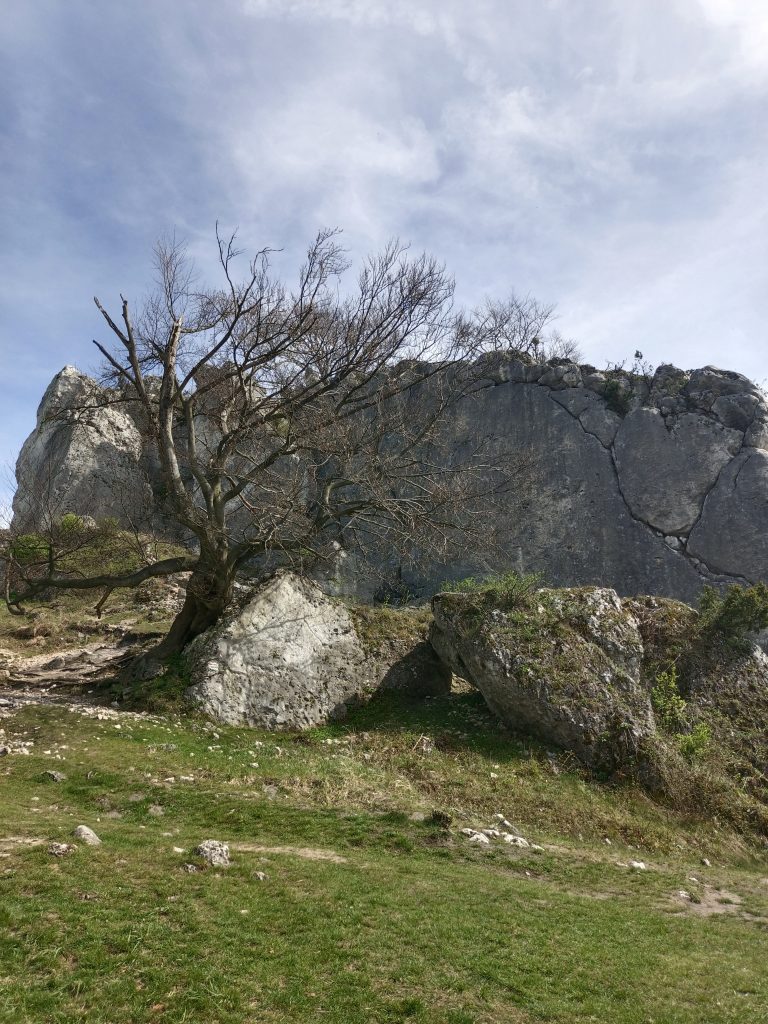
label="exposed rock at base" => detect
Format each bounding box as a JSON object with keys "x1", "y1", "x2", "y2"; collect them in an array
[
  {"x1": 186, "y1": 572, "x2": 450, "y2": 729},
  {"x1": 430, "y1": 586, "x2": 655, "y2": 772},
  {"x1": 431, "y1": 583, "x2": 768, "y2": 830}
]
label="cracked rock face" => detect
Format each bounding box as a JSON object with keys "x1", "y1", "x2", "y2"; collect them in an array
[
  {"x1": 613, "y1": 409, "x2": 742, "y2": 535},
  {"x1": 688, "y1": 449, "x2": 768, "y2": 580},
  {"x1": 186, "y1": 572, "x2": 449, "y2": 728},
  {"x1": 392, "y1": 360, "x2": 768, "y2": 601},
  {"x1": 13, "y1": 360, "x2": 768, "y2": 602}
]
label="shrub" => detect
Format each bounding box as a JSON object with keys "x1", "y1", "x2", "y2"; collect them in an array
[
  {"x1": 8, "y1": 533, "x2": 49, "y2": 566},
  {"x1": 698, "y1": 583, "x2": 768, "y2": 650},
  {"x1": 440, "y1": 571, "x2": 543, "y2": 609},
  {"x1": 603, "y1": 379, "x2": 632, "y2": 416},
  {"x1": 652, "y1": 665, "x2": 711, "y2": 762},
  {"x1": 652, "y1": 665, "x2": 687, "y2": 733},
  {"x1": 677, "y1": 722, "x2": 711, "y2": 761}
]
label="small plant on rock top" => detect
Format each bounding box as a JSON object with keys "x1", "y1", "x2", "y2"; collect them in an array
[{"x1": 440, "y1": 571, "x2": 543, "y2": 610}]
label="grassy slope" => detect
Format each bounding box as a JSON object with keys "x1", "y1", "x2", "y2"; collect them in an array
[
  {"x1": 2, "y1": 689, "x2": 767, "y2": 1024},
  {"x1": 0, "y1": 589, "x2": 175, "y2": 659}
]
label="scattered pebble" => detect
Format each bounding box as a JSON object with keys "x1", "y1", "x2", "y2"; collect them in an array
[
  {"x1": 254, "y1": 871, "x2": 268, "y2": 882},
  {"x1": 629, "y1": 860, "x2": 647, "y2": 871},
  {"x1": 49, "y1": 842, "x2": 77, "y2": 856},
  {"x1": 44, "y1": 770, "x2": 66, "y2": 783},
  {"x1": 701, "y1": 858, "x2": 711, "y2": 867},
  {"x1": 73, "y1": 826, "x2": 101, "y2": 846},
  {"x1": 492, "y1": 814, "x2": 516, "y2": 831},
  {"x1": 193, "y1": 839, "x2": 230, "y2": 867}
]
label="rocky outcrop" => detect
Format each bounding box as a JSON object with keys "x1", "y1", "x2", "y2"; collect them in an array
[
  {"x1": 430, "y1": 586, "x2": 656, "y2": 771},
  {"x1": 12, "y1": 366, "x2": 156, "y2": 531},
  {"x1": 185, "y1": 572, "x2": 449, "y2": 728},
  {"x1": 13, "y1": 358, "x2": 768, "y2": 603},
  {"x1": 430, "y1": 581, "x2": 768, "y2": 827}
]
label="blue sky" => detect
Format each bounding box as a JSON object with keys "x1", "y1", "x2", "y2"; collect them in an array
[{"x1": 2, "y1": 0, "x2": 767, "y2": 505}]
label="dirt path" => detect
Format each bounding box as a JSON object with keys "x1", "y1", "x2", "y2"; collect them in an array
[{"x1": 0, "y1": 642, "x2": 131, "y2": 713}]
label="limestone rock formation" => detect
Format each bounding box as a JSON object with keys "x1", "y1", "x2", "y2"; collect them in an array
[
  {"x1": 12, "y1": 366, "x2": 156, "y2": 531},
  {"x1": 430, "y1": 586, "x2": 656, "y2": 771},
  {"x1": 12, "y1": 358, "x2": 768, "y2": 603},
  {"x1": 431, "y1": 581, "x2": 768, "y2": 827},
  {"x1": 185, "y1": 572, "x2": 449, "y2": 728}
]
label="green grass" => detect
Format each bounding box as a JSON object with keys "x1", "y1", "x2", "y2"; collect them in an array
[
  {"x1": 1, "y1": 690, "x2": 767, "y2": 1023},
  {"x1": 0, "y1": 587, "x2": 174, "y2": 658}
]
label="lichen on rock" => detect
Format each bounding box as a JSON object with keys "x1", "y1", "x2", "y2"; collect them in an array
[{"x1": 185, "y1": 572, "x2": 449, "y2": 729}]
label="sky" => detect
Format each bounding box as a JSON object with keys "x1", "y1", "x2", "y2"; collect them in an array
[{"x1": 1, "y1": 0, "x2": 767, "y2": 504}]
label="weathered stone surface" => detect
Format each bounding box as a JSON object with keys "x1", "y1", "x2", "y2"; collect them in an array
[
  {"x1": 685, "y1": 365, "x2": 762, "y2": 405},
  {"x1": 186, "y1": 572, "x2": 449, "y2": 728},
  {"x1": 49, "y1": 842, "x2": 77, "y2": 856},
  {"x1": 550, "y1": 388, "x2": 621, "y2": 446},
  {"x1": 13, "y1": 359, "x2": 768, "y2": 602},
  {"x1": 430, "y1": 587, "x2": 655, "y2": 771},
  {"x1": 73, "y1": 825, "x2": 101, "y2": 846},
  {"x1": 12, "y1": 366, "x2": 154, "y2": 530},
  {"x1": 399, "y1": 382, "x2": 708, "y2": 603},
  {"x1": 538, "y1": 363, "x2": 583, "y2": 390},
  {"x1": 194, "y1": 839, "x2": 230, "y2": 867},
  {"x1": 688, "y1": 449, "x2": 768, "y2": 580},
  {"x1": 613, "y1": 409, "x2": 742, "y2": 534}
]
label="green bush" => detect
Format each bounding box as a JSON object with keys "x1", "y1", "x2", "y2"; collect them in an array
[
  {"x1": 652, "y1": 665, "x2": 711, "y2": 762},
  {"x1": 8, "y1": 533, "x2": 49, "y2": 566},
  {"x1": 677, "y1": 722, "x2": 711, "y2": 761},
  {"x1": 59, "y1": 513, "x2": 87, "y2": 533},
  {"x1": 698, "y1": 583, "x2": 768, "y2": 650},
  {"x1": 440, "y1": 571, "x2": 543, "y2": 609},
  {"x1": 651, "y1": 665, "x2": 687, "y2": 733},
  {"x1": 603, "y1": 379, "x2": 632, "y2": 416}
]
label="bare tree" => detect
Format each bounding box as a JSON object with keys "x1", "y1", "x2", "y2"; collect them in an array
[
  {"x1": 5, "y1": 229, "x2": 535, "y2": 676},
  {"x1": 467, "y1": 294, "x2": 581, "y2": 363}
]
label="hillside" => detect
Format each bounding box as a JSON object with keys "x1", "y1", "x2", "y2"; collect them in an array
[
  {"x1": 2, "y1": 682, "x2": 767, "y2": 1024},
  {"x1": 1, "y1": 584, "x2": 768, "y2": 1023}
]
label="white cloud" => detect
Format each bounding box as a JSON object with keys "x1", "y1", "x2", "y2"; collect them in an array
[{"x1": 1, "y1": 0, "x2": 767, "y2": 506}]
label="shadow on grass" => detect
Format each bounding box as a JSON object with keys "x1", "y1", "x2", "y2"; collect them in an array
[{"x1": 317, "y1": 688, "x2": 554, "y2": 765}]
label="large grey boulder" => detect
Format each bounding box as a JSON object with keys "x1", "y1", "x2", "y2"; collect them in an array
[
  {"x1": 186, "y1": 572, "x2": 449, "y2": 728},
  {"x1": 430, "y1": 586, "x2": 656, "y2": 771}
]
